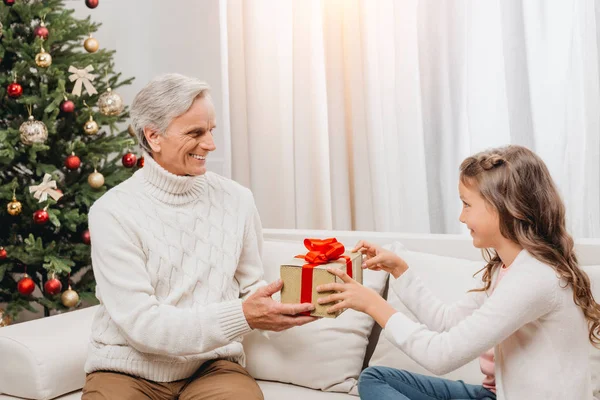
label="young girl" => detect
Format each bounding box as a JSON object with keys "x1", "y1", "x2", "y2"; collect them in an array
[{"x1": 316, "y1": 145, "x2": 600, "y2": 400}]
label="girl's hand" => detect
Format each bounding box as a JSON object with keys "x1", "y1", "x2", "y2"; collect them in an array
[
  {"x1": 352, "y1": 240, "x2": 408, "y2": 278},
  {"x1": 316, "y1": 267, "x2": 385, "y2": 315}
]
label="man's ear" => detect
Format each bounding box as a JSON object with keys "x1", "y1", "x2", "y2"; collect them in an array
[{"x1": 143, "y1": 126, "x2": 162, "y2": 153}]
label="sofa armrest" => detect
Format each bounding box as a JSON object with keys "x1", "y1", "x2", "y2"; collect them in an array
[{"x1": 0, "y1": 306, "x2": 97, "y2": 400}]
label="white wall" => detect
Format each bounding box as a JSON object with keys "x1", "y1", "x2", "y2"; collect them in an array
[{"x1": 69, "y1": 0, "x2": 230, "y2": 176}]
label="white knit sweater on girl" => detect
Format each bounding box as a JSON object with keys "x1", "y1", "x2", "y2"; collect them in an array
[
  {"x1": 84, "y1": 153, "x2": 266, "y2": 382},
  {"x1": 384, "y1": 249, "x2": 592, "y2": 399}
]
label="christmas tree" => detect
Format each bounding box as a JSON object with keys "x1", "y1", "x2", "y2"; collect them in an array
[{"x1": 0, "y1": 0, "x2": 138, "y2": 326}]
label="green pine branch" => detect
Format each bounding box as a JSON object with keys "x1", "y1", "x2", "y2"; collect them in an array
[{"x1": 0, "y1": 0, "x2": 137, "y2": 322}]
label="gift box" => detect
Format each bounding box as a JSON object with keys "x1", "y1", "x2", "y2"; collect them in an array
[{"x1": 280, "y1": 238, "x2": 363, "y2": 318}]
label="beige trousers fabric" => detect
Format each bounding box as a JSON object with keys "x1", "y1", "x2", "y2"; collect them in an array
[{"x1": 82, "y1": 359, "x2": 264, "y2": 400}]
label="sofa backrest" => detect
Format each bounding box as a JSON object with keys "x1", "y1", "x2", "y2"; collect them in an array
[{"x1": 263, "y1": 229, "x2": 600, "y2": 265}]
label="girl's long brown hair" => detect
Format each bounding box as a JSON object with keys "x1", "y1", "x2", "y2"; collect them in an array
[{"x1": 460, "y1": 145, "x2": 600, "y2": 347}]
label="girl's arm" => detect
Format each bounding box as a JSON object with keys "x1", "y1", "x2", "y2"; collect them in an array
[
  {"x1": 358, "y1": 241, "x2": 488, "y2": 332},
  {"x1": 382, "y1": 261, "x2": 557, "y2": 375},
  {"x1": 390, "y1": 267, "x2": 488, "y2": 332}
]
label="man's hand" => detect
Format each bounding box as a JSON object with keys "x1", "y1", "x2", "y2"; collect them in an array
[{"x1": 242, "y1": 279, "x2": 318, "y2": 332}]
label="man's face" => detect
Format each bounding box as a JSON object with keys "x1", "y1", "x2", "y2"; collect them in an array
[{"x1": 148, "y1": 96, "x2": 217, "y2": 176}]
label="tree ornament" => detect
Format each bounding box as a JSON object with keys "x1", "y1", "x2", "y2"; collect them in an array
[
  {"x1": 0, "y1": 247, "x2": 7, "y2": 260},
  {"x1": 68, "y1": 65, "x2": 97, "y2": 96},
  {"x1": 3, "y1": 0, "x2": 15, "y2": 6},
  {"x1": 83, "y1": 35, "x2": 99, "y2": 53},
  {"x1": 122, "y1": 152, "x2": 137, "y2": 168},
  {"x1": 137, "y1": 156, "x2": 144, "y2": 168},
  {"x1": 17, "y1": 274, "x2": 35, "y2": 296},
  {"x1": 128, "y1": 125, "x2": 136, "y2": 137},
  {"x1": 44, "y1": 275, "x2": 62, "y2": 296},
  {"x1": 98, "y1": 88, "x2": 124, "y2": 116},
  {"x1": 34, "y1": 21, "x2": 49, "y2": 40},
  {"x1": 83, "y1": 115, "x2": 99, "y2": 135},
  {"x1": 82, "y1": 229, "x2": 91, "y2": 245},
  {"x1": 7, "y1": 82, "x2": 23, "y2": 99},
  {"x1": 35, "y1": 45, "x2": 52, "y2": 68},
  {"x1": 61, "y1": 285, "x2": 79, "y2": 308},
  {"x1": 88, "y1": 169, "x2": 104, "y2": 189},
  {"x1": 0, "y1": 309, "x2": 11, "y2": 327},
  {"x1": 85, "y1": 0, "x2": 99, "y2": 9},
  {"x1": 33, "y1": 208, "x2": 50, "y2": 225},
  {"x1": 65, "y1": 153, "x2": 81, "y2": 170},
  {"x1": 29, "y1": 174, "x2": 63, "y2": 203},
  {"x1": 7, "y1": 194, "x2": 22, "y2": 216},
  {"x1": 20, "y1": 107, "x2": 48, "y2": 145},
  {"x1": 60, "y1": 98, "x2": 75, "y2": 113},
  {"x1": 0, "y1": 21, "x2": 3, "y2": 38}
]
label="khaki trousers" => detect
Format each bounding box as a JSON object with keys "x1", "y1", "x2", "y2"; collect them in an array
[{"x1": 82, "y1": 359, "x2": 264, "y2": 400}]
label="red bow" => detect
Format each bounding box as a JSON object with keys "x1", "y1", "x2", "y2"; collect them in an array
[{"x1": 294, "y1": 238, "x2": 352, "y2": 314}]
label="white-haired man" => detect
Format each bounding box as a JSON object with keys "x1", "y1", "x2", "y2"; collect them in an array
[{"x1": 82, "y1": 74, "x2": 316, "y2": 399}]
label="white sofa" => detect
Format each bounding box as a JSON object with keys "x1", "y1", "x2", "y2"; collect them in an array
[{"x1": 1, "y1": 229, "x2": 599, "y2": 400}]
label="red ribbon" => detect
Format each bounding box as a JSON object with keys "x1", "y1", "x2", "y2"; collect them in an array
[{"x1": 294, "y1": 238, "x2": 352, "y2": 315}]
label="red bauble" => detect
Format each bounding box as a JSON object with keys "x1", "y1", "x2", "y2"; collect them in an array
[
  {"x1": 122, "y1": 153, "x2": 137, "y2": 168},
  {"x1": 137, "y1": 156, "x2": 144, "y2": 168},
  {"x1": 85, "y1": 0, "x2": 98, "y2": 8},
  {"x1": 0, "y1": 247, "x2": 7, "y2": 260},
  {"x1": 3, "y1": 0, "x2": 16, "y2": 6},
  {"x1": 65, "y1": 154, "x2": 81, "y2": 170},
  {"x1": 7, "y1": 82, "x2": 23, "y2": 98},
  {"x1": 33, "y1": 25, "x2": 49, "y2": 39},
  {"x1": 33, "y1": 209, "x2": 49, "y2": 225},
  {"x1": 17, "y1": 275, "x2": 35, "y2": 296},
  {"x1": 60, "y1": 100, "x2": 75, "y2": 113},
  {"x1": 81, "y1": 229, "x2": 91, "y2": 245},
  {"x1": 44, "y1": 278, "x2": 62, "y2": 296}
]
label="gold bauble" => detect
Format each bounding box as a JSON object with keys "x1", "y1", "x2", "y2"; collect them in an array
[
  {"x1": 83, "y1": 36, "x2": 99, "y2": 53},
  {"x1": 83, "y1": 116, "x2": 99, "y2": 135},
  {"x1": 35, "y1": 48, "x2": 52, "y2": 68},
  {"x1": 0, "y1": 309, "x2": 12, "y2": 328},
  {"x1": 128, "y1": 124, "x2": 136, "y2": 137},
  {"x1": 88, "y1": 170, "x2": 104, "y2": 189},
  {"x1": 19, "y1": 115, "x2": 48, "y2": 145},
  {"x1": 7, "y1": 196, "x2": 22, "y2": 216},
  {"x1": 98, "y1": 88, "x2": 124, "y2": 116},
  {"x1": 61, "y1": 286, "x2": 79, "y2": 308}
]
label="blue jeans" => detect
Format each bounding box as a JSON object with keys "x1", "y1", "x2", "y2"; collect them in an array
[{"x1": 358, "y1": 367, "x2": 497, "y2": 400}]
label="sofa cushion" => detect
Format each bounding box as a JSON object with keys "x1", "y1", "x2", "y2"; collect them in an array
[
  {"x1": 243, "y1": 239, "x2": 389, "y2": 395},
  {"x1": 0, "y1": 305, "x2": 97, "y2": 400},
  {"x1": 259, "y1": 380, "x2": 356, "y2": 399},
  {"x1": 369, "y1": 243, "x2": 600, "y2": 399},
  {"x1": 0, "y1": 380, "x2": 357, "y2": 400}
]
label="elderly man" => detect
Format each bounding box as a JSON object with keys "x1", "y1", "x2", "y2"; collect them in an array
[{"x1": 82, "y1": 73, "x2": 316, "y2": 399}]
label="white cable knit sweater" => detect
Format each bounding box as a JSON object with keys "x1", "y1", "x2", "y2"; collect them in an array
[
  {"x1": 384, "y1": 249, "x2": 592, "y2": 400},
  {"x1": 84, "y1": 153, "x2": 266, "y2": 382}
]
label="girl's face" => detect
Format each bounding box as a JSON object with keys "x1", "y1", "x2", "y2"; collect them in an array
[{"x1": 458, "y1": 181, "x2": 502, "y2": 249}]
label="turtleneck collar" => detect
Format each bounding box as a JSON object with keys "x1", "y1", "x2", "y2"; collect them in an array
[{"x1": 140, "y1": 151, "x2": 207, "y2": 205}]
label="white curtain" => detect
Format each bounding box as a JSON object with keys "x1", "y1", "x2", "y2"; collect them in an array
[{"x1": 226, "y1": 0, "x2": 600, "y2": 238}]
